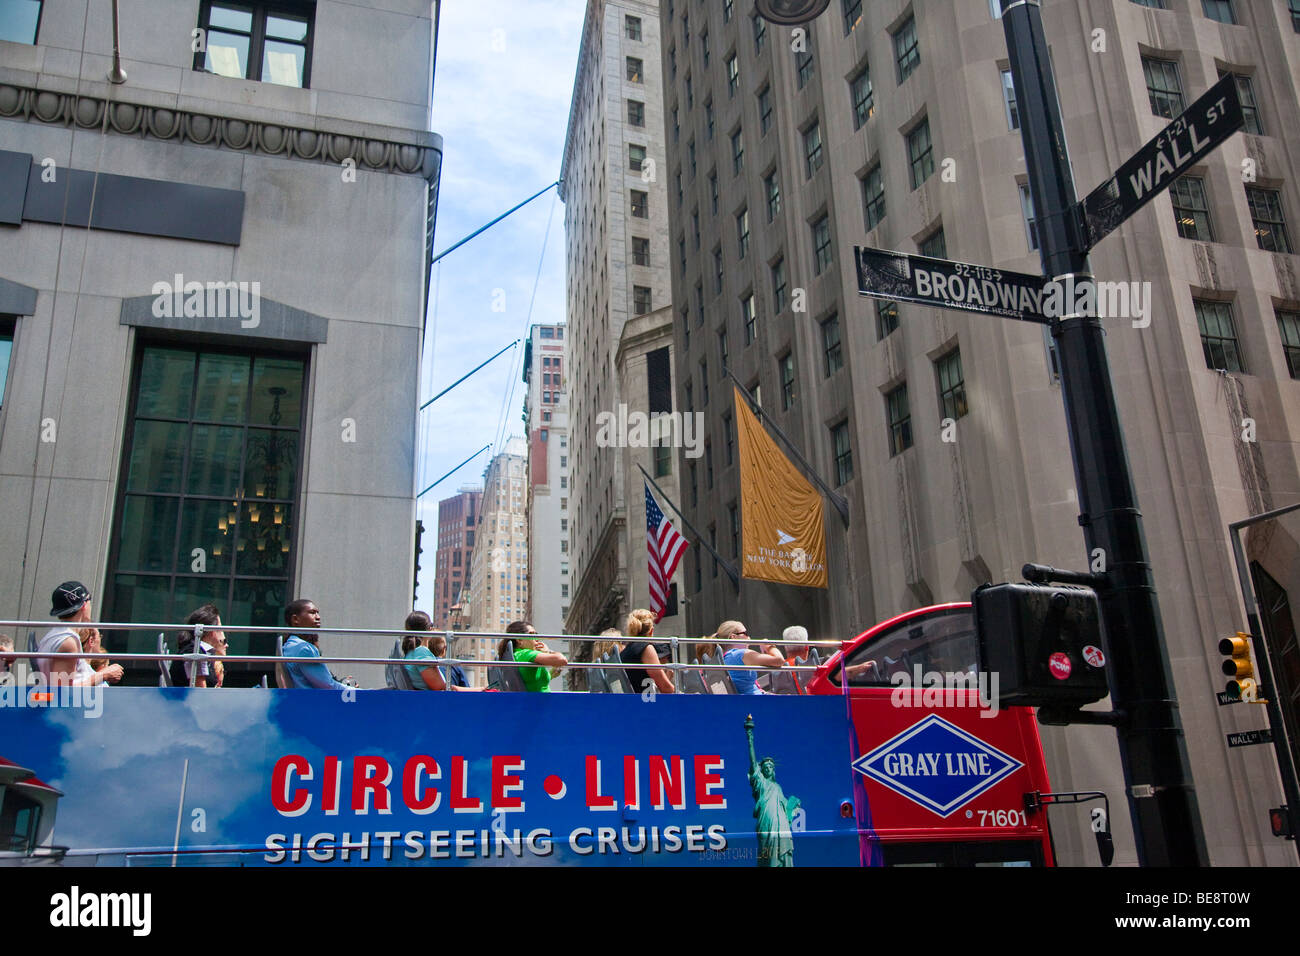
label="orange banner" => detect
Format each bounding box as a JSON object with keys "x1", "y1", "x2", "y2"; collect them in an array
[{"x1": 733, "y1": 386, "x2": 827, "y2": 588}]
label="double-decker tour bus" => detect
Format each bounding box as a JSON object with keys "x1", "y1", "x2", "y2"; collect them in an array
[{"x1": 0, "y1": 603, "x2": 1055, "y2": 867}]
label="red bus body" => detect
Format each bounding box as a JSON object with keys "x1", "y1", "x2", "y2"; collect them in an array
[{"x1": 806, "y1": 602, "x2": 1056, "y2": 866}]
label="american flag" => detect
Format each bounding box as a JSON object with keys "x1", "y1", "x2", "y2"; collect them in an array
[{"x1": 645, "y1": 482, "x2": 688, "y2": 621}]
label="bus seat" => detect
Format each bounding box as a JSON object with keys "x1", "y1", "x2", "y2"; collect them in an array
[
  {"x1": 386, "y1": 638, "x2": 416, "y2": 690},
  {"x1": 702, "y1": 651, "x2": 737, "y2": 694},
  {"x1": 678, "y1": 665, "x2": 707, "y2": 695},
  {"x1": 157, "y1": 634, "x2": 172, "y2": 687},
  {"x1": 605, "y1": 651, "x2": 632, "y2": 694}
]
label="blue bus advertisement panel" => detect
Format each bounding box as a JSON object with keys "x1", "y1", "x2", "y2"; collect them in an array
[{"x1": 1, "y1": 687, "x2": 861, "y2": 867}]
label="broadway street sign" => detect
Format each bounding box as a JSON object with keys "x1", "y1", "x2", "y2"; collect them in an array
[
  {"x1": 854, "y1": 247, "x2": 1050, "y2": 324},
  {"x1": 1081, "y1": 73, "x2": 1243, "y2": 249}
]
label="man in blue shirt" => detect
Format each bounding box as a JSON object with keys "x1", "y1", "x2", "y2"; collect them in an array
[{"x1": 281, "y1": 599, "x2": 352, "y2": 690}]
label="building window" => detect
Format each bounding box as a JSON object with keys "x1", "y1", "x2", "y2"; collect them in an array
[
  {"x1": 702, "y1": 29, "x2": 710, "y2": 65},
  {"x1": 765, "y1": 171, "x2": 781, "y2": 222},
  {"x1": 0, "y1": 0, "x2": 41, "y2": 43},
  {"x1": 727, "y1": 54, "x2": 739, "y2": 96},
  {"x1": 737, "y1": 207, "x2": 750, "y2": 259},
  {"x1": 675, "y1": 169, "x2": 683, "y2": 205},
  {"x1": 877, "y1": 301, "x2": 900, "y2": 339},
  {"x1": 1019, "y1": 183, "x2": 1039, "y2": 251},
  {"x1": 701, "y1": 359, "x2": 710, "y2": 406},
  {"x1": 908, "y1": 119, "x2": 935, "y2": 189},
  {"x1": 804, "y1": 122, "x2": 824, "y2": 178},
  {"x1": 1290, "y1": 0, "x2": 1300, "y2": 31},
  {"x1": 991, "y1": 0, "x2": 1004, "y2": 17},
  {"x1": 936, "y1": 349, "x2": 968, "y2": 420},
  {"x1": 673, "y1": 106, "x2": 680, "y2": 142},
  {"x1": 832, "y1": 420, "x2": 854, "y2": 485},
  {"x1": 751, "y1": 9, "x2": 764, "y2": 51},
  {"x1": 812, "y1": 215, "x2": 833, "y2": 275},
  {"x1": 1220, "y1": 72, "x2": 1262, "y2": 135},
  {"x1": 106, "y1": 346, "x2": 305, "y2": 668},
  {"x1": 1246, "y1": 187, "x2": 1292, "y2": 253},
  {"x1": 851, "y1": 65, "x2": 874, "y2": 129},
  {"x1": 689, "y1": 140, "x2": 697, "y2": 177},
  {"x1": 919, "y1": 228, "x2": 946, "y2": 259},
  {"x1": 706, "y1": 444, "x2": 714, "y2": 490},
  {"x1": 0, "y1": 316, "x2": 14, "y2": 410},
  {"x1": 796, "y1": 50, "x2": 815, "y2": 89},
  {"x1": 759, "y1": 85, "x2": 773, "y2": 135},
  {"x1": 1169, "y1": 176, "x2": 1213, "y2": 241},
  {"x1": 634, "y1": 286, "x2": 652, "y2": 315},
  {"x1": 686, "y1": 73, "x2": 694, "y2": 109},
  {"x1": 685, "y1": 379, "x2": 693, "y2": 413},
  {"x1": 195, "y1": 1, "x2": 314, "y2": 88},
  {"x1": 1195, "y1": 299, "x2": 1245, "y2": 372},
  {"x1": 724, "y1": 414, "x2": 734, "y2": 465},
  {"x1": 742, "y1": 294, "x2": 757, "y2": 345},
  {"x1": 690, "y1": 462, "x2": 699, "y2": 508},
  {"x1": 886, "y1": 383, "x2": 913, "y2": 456},
  {"x1": 822, "y1": 313, "x2": 843, "y2": 376},
  {"x1": 706, "y1": 171, "x2": 718, "y2": 215},
  {"x1": 629, "y1": 143, "x2": 646, "y2": 172},
  {"x1": 669, "y1": 46, "x2": 677, "y2": 79},
  {"x1": 1141, "y1": 56, "x2": 1183, "y2": 119},
  {"x1": 693, "y1": 209, "x2": 701, "y2": 248},
  {"x1": 681, "y1": 307, "x2": 690, "y2": 351},
  {"x1": 732, "y1": 128, "x2": 745, "y2": 175},
  {"x1": 631, "y1": 190, "x2": 648, "y2": 218},
  {"x1": 627, "y1": 57, "x2": 643, "y2": 82},
  {"x1": 729, "y1": 502, "x2": 740, "y2": 558},
  {"x1": 843, "y1": 0, "x2": 863, "y2": 34},
  {"x1": 1201, "y1": 0, "x2": 1235, "y2": 23},
  {"x1": 625, "y1": 14, "x2": 641, "y2": 40},
  {"x1": 709, "y1": 523, "x2": 718, "y2": 576},
  {"x1": 654, "y1": 443, "x2": 672, "y2": 478},
  {"x1": 771, "y1": 258, "x2": 787, "y2": 313},
  {"x1": 718, "y1": 327, "x2": 730, "y2": 373},
  {"x1": 706, "y1": 98, "x2": 715, "y2": 139},
  {"x1": 714, "y1": 248, "x2": 724, "y2": 293},
  {"x1": 1001, "y1": 69, "x2": 1019, "y2": 130},
  {"x1": 724, "y1": 0, "x2": 734, "y2": 22},
  {"x1": 780, "y1": 353, "x2": 795, "y2": 410},
  {"x1": 893, "y1": 15, "x2": 920, "y2": 83},
  {"x1": 632, "y1": 236, "x2": 650, "y2": 266},
  {"x1": 862, "y1": 163, "x2": 886, "y2": 230},
  {"x1": 1130, "y1": 0, "x2": 1165, "y2": 6},
  {"x1": 1277, "y1": 310, "x2": 1300, "y2": 379},
  {"x1": 680, "y1": 237, "x2": 687, "y2": 273}
]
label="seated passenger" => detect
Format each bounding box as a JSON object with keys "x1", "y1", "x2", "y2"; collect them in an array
[
  {"x1": 0, "y1": 635, "x2": 14, "y2": 684},
  {"x1": 718, "y1": 620, "x2": 784, "y2": 696},
  {"x1": 502, "y1": 620, "x2": 566, "y2": 692},
  {"x1": 281, "y1": 599, "x2": 353, "y2": 690},
  {"x1": 169, "y1": 605, "x2": 228, "y2": 688},
  {"x1": 402, "y1": 630, "x2": 446, "y2": 691},
  {"x1": 37, "y1": 581, "x2": 122, "y2": 687},
  {"x1": 619, "y1": 608, "x2": 675, "y2": 694}
]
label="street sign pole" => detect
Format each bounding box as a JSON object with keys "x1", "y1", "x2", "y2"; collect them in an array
[{"x1": 1002, "y1": 0, "x2": 1209, "y2": 866}]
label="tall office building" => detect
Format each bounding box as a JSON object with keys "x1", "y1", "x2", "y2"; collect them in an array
[
  {"x1": 0, "y1": 0, "x2": 442, "y2": 688},
  {"x1": 661, "y1": 1, "x2": 1300, "y2": 865},
  {"x1": 561, "y1": 0, "x2": 686, "y2": 643},
  {"x1": 465, "y1": 436, "x2": 528, "y2": 684},
  {"x1": 432, "y1": 486, "x2": 482, "y2": 630},
  {"x1": 523, "y1": 324, "x2": 570, "y2": 637}
]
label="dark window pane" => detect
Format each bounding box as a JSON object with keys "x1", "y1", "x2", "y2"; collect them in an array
[
  {"x1": 110, "y1": 574, "x2": 173, "y2": 655},
  {"x1": 244, "y1": 429, "x2": 299, "y2": 500},
  {"x1": 117, "y1": 496, "x2": 180, "y2": 573},
  {"x1": 188, "y1": 425, "x2": 244, "y2": 497},
  {"x1": 126, "y1": 420, "x2": 188, "y2": 493},
  {"x1": 194, "y1": 352, "x2": 250, "y2": 423},
  {"x1": 230, "y1": 578, "x2": 286, "y2": 659},
  {"x1": 179, "y1": 498, "x2": 237, "y2": 576},
  {"x1": 171, "y1": 576, "x2": 230, "y2": 627},
  {"x1": 250, "y1": 357, "x2": 304, "y2": 425},
  {"x1": 137, "y1": 348, "x2": 194, "y2": 419}
]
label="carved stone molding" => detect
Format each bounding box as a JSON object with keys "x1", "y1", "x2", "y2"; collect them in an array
[{"x1": 0, "y1": 82, "x2": 440, "y2": 179}]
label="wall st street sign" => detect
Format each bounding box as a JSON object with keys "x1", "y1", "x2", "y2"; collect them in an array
[
  {"x1": 854, "y1": 247, "x2": 1051, "y2": 323},
  {"x1": 1081, "y1": 73, "x2": 1244, "y2": 249}
]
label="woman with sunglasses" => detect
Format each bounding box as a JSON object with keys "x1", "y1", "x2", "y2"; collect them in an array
[{"x1": 717, "y1": 620, "x2": 784, "y2": 695}]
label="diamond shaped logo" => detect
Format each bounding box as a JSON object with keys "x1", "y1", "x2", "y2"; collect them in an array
[{"x1": 851, "y1": 715, "x2": 1024, "y2": 817}]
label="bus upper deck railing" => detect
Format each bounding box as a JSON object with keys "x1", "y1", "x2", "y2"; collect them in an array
[{"x1": 0, "y1": 619, "x2": 844, "y2": 686}]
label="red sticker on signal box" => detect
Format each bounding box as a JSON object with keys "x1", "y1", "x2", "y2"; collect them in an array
[
  {"x1": 1048, "y1": 652, "x2": 1072, "y2": 680},
  {"x1": 1082, "y1": 645, "x2": 1105, "y2": 667}
]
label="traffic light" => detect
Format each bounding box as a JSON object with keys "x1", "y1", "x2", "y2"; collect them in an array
[
  {"x1": 1219, "y1": 632, "x2": 1259, "y2": 701},
  {"x1": 973, "y1": 582, "x2": 1109, "y2": 708}
]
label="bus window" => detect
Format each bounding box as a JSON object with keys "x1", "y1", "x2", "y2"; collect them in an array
[
  {"x1": 0, "y1": 788, "x2": 41, "y2": 855},
  {"x1": 831, "y1": 607, "x2": 978, "y2": 687}
]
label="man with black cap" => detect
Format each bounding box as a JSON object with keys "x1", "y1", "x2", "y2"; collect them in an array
[{"x1": 38, "y1": 581, "x2": 123, "y2": 687}]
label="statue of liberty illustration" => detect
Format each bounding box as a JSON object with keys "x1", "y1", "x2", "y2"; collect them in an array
[{"x1": 745, "y1": 715, "x2": 800, "y2": 867}]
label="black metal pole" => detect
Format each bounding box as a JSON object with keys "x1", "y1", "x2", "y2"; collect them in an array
[{"x1": 1002, "y1": 0, "x2": 1208, "y2": 866}]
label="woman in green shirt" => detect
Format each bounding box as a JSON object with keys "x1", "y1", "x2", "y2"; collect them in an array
[{"x1": 500, "y1": 622, "x2": 567, "y2": 692}]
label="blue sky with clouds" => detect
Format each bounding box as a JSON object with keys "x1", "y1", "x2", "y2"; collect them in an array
[{"x1": 416, "y1": 1, "x2": 586, "y2": 607}]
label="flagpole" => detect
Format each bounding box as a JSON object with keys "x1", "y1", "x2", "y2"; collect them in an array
[
  {"x1": 725, "y1": 370, "x2": 850, "y2": 526},
  {"x1": 636, "y1": 463, "x2": 741, "y2": 586}
]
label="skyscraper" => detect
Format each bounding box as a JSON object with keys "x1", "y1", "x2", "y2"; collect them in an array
[
  {"x1": 433, "y1": 487, "x2": 482, "y2": 630},
  {"x1": 661, "y1": 1, "x2": 1300, "y2": 865},
  {"x1": 466, "y1": 437, "x2": 529, "y2": 684},
  {"x1": 523, "y1": 324, "x2": 570, "y2": 637}
]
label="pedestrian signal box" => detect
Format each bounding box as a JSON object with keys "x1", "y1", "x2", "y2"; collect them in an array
[{"x1": 974, "y1": 583, "x2": 1109, "y2": 708}]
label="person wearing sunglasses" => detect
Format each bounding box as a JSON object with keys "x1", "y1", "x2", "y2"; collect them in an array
[{"x1": 717, "y1": 620, "x2": 784, "y2": 695}]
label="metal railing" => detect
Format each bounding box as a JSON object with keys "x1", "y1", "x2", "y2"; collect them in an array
[{"x1": 0, "y1": 620, "x2": 844, "y2": 690}]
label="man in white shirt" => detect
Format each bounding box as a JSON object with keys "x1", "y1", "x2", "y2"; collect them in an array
[{"x1": 37, "y1": 581, "x2": 123, "y2": 687}]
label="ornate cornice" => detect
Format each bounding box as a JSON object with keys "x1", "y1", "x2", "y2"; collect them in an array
[{"x1": 0, "y1": 81, "x2": 440, "y2": 179}]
